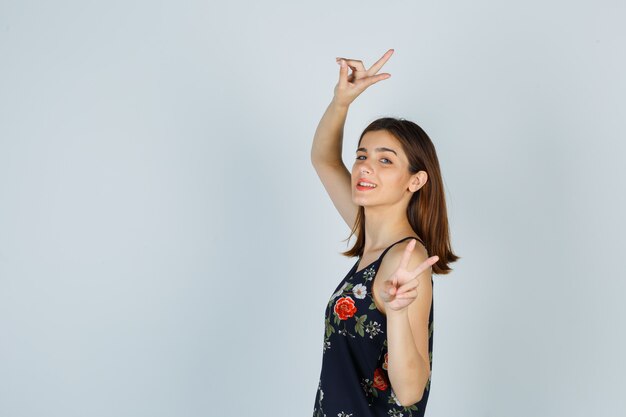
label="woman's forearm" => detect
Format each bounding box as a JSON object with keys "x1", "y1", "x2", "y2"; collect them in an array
[
  {"x1": 386, "y1": 309, "x2": 430, "y2": 406},
  {"x1": 310, "y1": 99, "x2": 350, "y2": 166}
]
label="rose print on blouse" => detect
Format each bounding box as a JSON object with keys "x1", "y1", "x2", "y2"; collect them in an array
[
  {"x1": 322, "y1": 266, "x2": 386, "y2": 348},
  {"x1": 334, "y1": 296, "x2": 357, "y2": 320},
  {"x1": 333, "y1": 296, "x2": 361, "y2": 338},
  {"x1": 360, "y1": 366, "x2": 392, "y2": 407},
  {"x1": 372, "y1": 367, "x2": 389, "y2": 391},
  {"x1": 361, "y1": 364, "x2": 422, "y2": 415},
  {"x1": 324, "y1": 282, "x2": 385, "y2": 343}
]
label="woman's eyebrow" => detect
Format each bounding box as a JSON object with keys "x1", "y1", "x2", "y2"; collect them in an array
[{"x1": 356, "y1": 147, "x2": 398, "y2": 156}]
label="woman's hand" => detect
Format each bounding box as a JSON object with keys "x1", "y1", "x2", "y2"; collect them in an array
[
  {"x1": 380, "y1": 239, "x2": 439, "y2": 313},
  {"x1": 332, "y1": 49, "x2": 394, "y2": 107}
]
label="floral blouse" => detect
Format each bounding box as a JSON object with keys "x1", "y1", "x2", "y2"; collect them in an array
[{"x1": 313, "y1": 236, "x2": 434, "y2": 417}]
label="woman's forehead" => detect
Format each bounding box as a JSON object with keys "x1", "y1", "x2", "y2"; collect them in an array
[
  {"x1": 361, "y1": 130, "x2": 397, "y2": 144},
  {"x1": 359, "y1": 131, "x2": 403, "y2": 154}
]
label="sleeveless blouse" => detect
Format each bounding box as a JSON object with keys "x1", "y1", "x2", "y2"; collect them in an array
[{"x1": 312, "y1": 236, "x2": 434, "y2": 417}]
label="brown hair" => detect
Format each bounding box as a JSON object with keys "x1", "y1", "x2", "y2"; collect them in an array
[{"x1": 341, "y1": 117, "x2": 460, "y2": 275}]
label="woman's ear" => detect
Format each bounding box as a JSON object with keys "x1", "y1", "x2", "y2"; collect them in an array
[{"x1": 409, "y1": 171, "x2": 428, "y2": 192}]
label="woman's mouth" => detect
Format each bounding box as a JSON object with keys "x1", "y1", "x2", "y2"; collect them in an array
[{"x1": 356, "y1": 181, "x2": 377, "y2": 191}]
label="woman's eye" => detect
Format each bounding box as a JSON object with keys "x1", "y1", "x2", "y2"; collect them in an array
[{"x1": 356, "y1": 155, "x2": 391, "y2": 164}]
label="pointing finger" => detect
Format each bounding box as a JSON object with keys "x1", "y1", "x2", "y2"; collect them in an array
[
  {"x1": 367, "y1": 49, "x2": 394, "y2": 75},
  {"x1": 412, "y1": 256, "x2": 439, "y2": 276},
  {"x1": 398, "y1": 239, "x2": 417, "y2": 271}
]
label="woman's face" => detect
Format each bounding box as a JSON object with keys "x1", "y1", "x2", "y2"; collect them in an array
[{"x1": 351, "y1": 130, "x2": 418, "y2": 207}]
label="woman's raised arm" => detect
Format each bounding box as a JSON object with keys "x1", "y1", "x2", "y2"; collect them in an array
[{"x1": 310, "y1": 49, "x2": 394, "y2": 228}]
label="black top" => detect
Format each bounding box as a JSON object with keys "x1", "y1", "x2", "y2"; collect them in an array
[{"x1": 313, "y1": 236, "x2": 434, "y2": 417}]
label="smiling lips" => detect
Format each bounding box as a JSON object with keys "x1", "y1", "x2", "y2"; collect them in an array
[{"x1": 356, "y1": 178, "x2": 377, "y2": 191}]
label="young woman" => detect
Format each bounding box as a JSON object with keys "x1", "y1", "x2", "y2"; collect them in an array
[{"x1": 310, "y1": 49, "x2": 459, "y2": 417}]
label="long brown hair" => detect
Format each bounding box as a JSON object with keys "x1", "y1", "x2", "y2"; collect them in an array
[{"x1": 341, "y1": 117, "x2": 460, "y2": 275}]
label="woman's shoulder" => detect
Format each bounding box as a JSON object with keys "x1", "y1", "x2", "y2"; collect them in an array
[{"x1": 377, "y1": 237, "x2": 429, "y2": 277}]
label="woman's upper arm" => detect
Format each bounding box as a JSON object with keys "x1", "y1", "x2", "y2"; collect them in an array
[{"x1": 312, "y1": 160, "x2": 358, "y2": 229}]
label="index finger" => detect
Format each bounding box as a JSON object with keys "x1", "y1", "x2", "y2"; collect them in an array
[
  {"x1": 398, "y1": 238, "x2": 417, "y2": 271},
  {"x1": 367, "y1": 49, "x2": 394, "y2": 75},
  {"x1": 411, "y1": 256, "x2": 439, "y2": 277}
]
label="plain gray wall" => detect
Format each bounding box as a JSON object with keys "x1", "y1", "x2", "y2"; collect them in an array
[{"x1": 1, "y1": 1, "x2": 625, "y2": 416}]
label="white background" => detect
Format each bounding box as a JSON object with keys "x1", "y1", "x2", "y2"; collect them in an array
[{"x1": 1, "y1": 1, "x2": 625, "y2": 416}]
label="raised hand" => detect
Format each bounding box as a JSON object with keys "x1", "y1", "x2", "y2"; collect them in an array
[
  {"x1": 332, "y1": 49, "x2": 394, "y2": 107},
  {"x1": 380, "y1": 239, "x2": 439, "y2": 312}
]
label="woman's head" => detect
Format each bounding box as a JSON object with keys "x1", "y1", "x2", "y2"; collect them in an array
[
  {"x1": 351, "y1": 128, "x2": 427, "y2": 209},
  {"x1": 343, "y1": 117, "x2": 460, "y2": 275}
]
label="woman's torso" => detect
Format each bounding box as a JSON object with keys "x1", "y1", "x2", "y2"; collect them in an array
[{"x1": 313, "y1": 236, "x2": 434, "y2": 417}]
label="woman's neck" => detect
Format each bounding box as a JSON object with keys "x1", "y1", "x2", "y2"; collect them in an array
[{"x1": 362, "y1": 206, "x2": 416, "y2": 253}]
